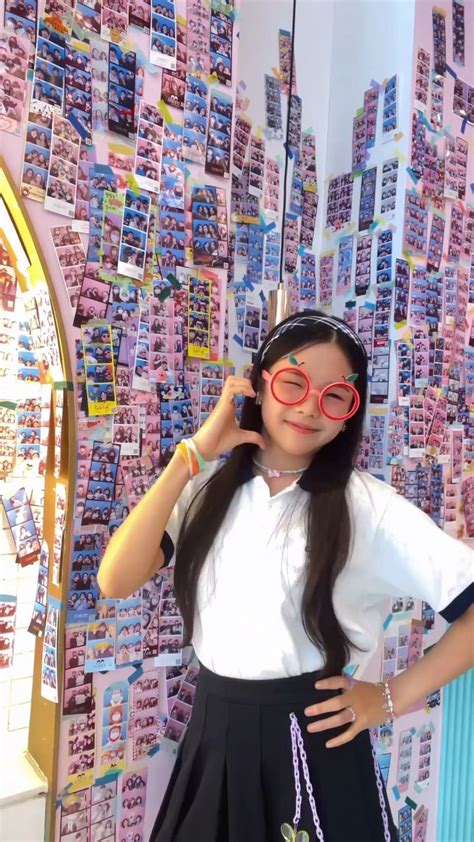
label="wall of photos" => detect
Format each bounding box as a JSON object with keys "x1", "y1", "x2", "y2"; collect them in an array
[{"x1": 0, "y1": 0, "x2": 472, "y2": 839}]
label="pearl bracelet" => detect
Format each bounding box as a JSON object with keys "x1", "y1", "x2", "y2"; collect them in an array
[{"x1": 376, "y1": 680, "x2": 396, "y2": 726}]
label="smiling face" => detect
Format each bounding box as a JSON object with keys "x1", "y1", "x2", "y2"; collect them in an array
[{"x1": 260, "y1": 341, "x2": 356, "y2": 462}]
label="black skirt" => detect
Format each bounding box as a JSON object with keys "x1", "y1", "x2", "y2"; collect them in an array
[{"x1": 151, "y1": 662, "x2": 398, "y2": 842}]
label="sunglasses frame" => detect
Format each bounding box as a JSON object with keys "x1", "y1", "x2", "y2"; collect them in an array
[{"x1": 262, "y1": 367, "x2": 360, "y2": 421}]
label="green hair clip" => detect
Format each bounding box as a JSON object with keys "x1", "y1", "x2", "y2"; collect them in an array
[{"x1": 343, "y1": 373, "x2": 358, "y2": 383}]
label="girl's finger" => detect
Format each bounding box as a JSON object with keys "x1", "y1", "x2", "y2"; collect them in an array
[
  {"x1": 237, "y1": 430, "x2": 266, "y2": 449},
  {"x1": 305, "y1": 693, "x2": 346, "y2": 718},
  {"x1": 325, "y1": 724, "x2": 360, "y2": 749},
  {"x1": 307, "y1": 707, "x2": 355, "y2": 733},
  {"x1": 226, "y1": 376, "x2": 253, "y2": 390},
  {"x1": 221, "y1": 384, "x2": 254, "y2": 407},
  {"x1": 225, "y1": 380, "x2": 255, "y2": 397},
  {"x1": 315, "y1": 675, "x2": 351, "y2": 691}
]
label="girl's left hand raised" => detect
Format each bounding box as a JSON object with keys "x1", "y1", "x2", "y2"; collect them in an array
[{"x1": 304, "y1": 674, "x2": 389, "y2": 749}]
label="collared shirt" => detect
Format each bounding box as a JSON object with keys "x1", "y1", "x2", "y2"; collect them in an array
[{"x1": 161, "y1": 462, "x2": 473, "y2": 679}]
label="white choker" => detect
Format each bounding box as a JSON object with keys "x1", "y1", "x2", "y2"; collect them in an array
[{"x1": 252, "y1": 457, "x2": 310, "y2": 479}]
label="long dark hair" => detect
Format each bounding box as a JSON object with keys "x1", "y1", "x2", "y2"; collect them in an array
[{"x1": 174, "y1": 311, "x2": 369, "y2": 678}]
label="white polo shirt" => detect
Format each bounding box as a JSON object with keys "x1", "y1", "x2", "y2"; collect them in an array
[{"x1": 161, "y1": 462, "x2": 473, "y2": 679}]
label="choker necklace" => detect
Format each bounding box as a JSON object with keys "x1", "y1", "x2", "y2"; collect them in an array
[{"x1": 252, "y1": 457, "x2": 310, "y2": 479}]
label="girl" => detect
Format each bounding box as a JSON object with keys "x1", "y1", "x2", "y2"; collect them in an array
[{"x1": 98, "y1": 312, "x2": 473, "y2": 842}]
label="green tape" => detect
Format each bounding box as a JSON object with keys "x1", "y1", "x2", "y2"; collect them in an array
[
  {"x1": 405, "y1": 797, "x2": 417, "y2": 810},
  {"x1": 166, "y1": 273, "x2": 182, "y2": 290},
  {"x1": 0, "y1": 401, "x2": 16, "y2": 409},
  {"x1": 54, "y1": 381, "x2": 74, "y2": 391}
]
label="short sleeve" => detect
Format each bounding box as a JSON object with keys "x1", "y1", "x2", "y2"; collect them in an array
[
  {"x1": 159, "y1": 459, "x2": 222, "y2": 568},
  {"x1": 370, "y1": 490, "x2": 474, "y2": 622}
]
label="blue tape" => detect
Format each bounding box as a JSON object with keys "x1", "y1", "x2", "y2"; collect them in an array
[
  {"x1": 406, "y1": 167, "x2": 420, "y2": 184},
  {"x1": 392, "y1": 785, "x2": 401, "y2": 801},
  {"x1": 148, "y1": 743, "x2": 161, "y2": 757},
  {"x1": 283, "y1": 141, "x2": 294, "y2": 160},
  {"x1": 415, "y1": 109, "x2": 433, "y2": 133},
  {"x1": 259, "y1": 290, "x2": 266, "y2": 303},
  {"x1": 445, "y1": 64, "x2": 457, "y2": 79},
  {"x1": 95, "y1": 770, "x2": 120, "y2": 785},
  {"x1": 233, "y1": 333, "x2": 243, "y2": 347},
  {"x1": 67, "y1": 112, "x2": 88, "y2": 139},
  {"x1": 383, "y1": 613, "x2": 393, "y2": 630},
  {"x1": 128, "y1": 666, "x2": 144, "y2": 684},
  {"x1": 461, "y1": 115, "x2": 468, "y2": 134},
  {"x1": 56, "y1": 782, "x2": 72, "y2": 807},
  {"x1": 130, "y1": 43, "x2": 160, "y2": 75},
  {"x1": 94, "y1": 164, "x2": 115, "y2": 176}
]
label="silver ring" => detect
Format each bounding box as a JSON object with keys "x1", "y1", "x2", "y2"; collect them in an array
[{"x1": 347, "y1": 706, "x2": 356, "y2": 722}]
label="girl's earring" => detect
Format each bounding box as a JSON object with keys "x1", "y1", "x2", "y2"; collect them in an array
[
  {"x1": 342, "y1": 423, "x2": 347, "y2": 432},
  {"x1": 255, "y1": 391, "x2": 262, "y2": 405}
]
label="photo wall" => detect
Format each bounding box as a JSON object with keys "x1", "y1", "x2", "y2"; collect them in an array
[
  {"x1": 0, "y1": 158, "x2": 74, "y2": 778},
  {"x1": 0, "y1": 0, "x2": 472, "y2": 840},
  {"x1": 309, "y1": 2, "x2": 473, "y2": 840}
]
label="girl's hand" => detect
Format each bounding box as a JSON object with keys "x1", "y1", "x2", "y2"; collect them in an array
[
  {"x1": 304, "y1": 675, "x2": 388, "y2": 748},
  {"x1": 192, "y1": 375, "x2": 265, "y2": 462}
]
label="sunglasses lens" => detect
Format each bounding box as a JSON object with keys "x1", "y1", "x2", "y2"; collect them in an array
[
  {"x1": 321, "y1": 384, "x2": 357, "y2": 419},
  {"x1": 272, "y1": 369, "x2": 308, "y2": 404}
]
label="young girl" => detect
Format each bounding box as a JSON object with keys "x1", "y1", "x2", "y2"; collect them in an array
[{"x1": 99, "y1": 312, "x2": 473, "y2": 842}]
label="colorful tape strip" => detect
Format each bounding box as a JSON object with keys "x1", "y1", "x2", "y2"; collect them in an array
[{"x1": 128, "y1": 665, "x2": 144, "y2": 684}]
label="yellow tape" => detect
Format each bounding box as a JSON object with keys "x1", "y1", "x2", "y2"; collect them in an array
[
  {"x1": 157, "y1": 99, "x2": 173, "y2": 124},
  {"x1": 125, "y1": 173, "x2": 141, "y2": 195},
  {"x1": 109, "y1": 142, "x2": 134, "y2": 155}
]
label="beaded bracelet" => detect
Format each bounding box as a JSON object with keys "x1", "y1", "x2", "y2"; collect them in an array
[
  {"x1": 376, "y1": 680, "x2": 396, "y2": 726},
  {"x1": 176, "y1": 438, "x2": 207, "y2": 478}
]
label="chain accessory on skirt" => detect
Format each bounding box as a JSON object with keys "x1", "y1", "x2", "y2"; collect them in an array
[
  {"x1": 369, "y1": 729, "x2": 393, "y2": 842},
  {"x1": 280, "y1": 716, "x2": 393, "y2": 842},
  {"x1": 281, "y1": 713, "x2": 325, "y2": 842}
]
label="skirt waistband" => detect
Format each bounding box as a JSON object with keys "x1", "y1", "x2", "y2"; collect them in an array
[{"x1": 196, "y1": 661, "x2": 335, "y2": 706}]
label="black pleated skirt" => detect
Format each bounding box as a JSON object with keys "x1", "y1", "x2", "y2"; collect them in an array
[{"x1": 151, "y1": 662, "x2": 398, "y2": 842}]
